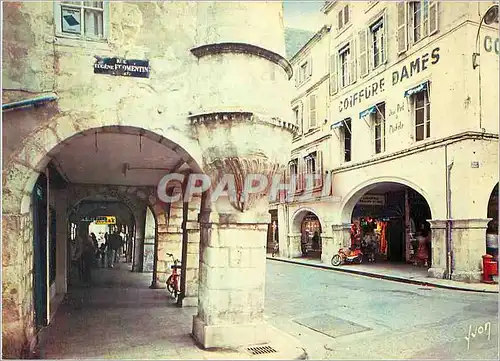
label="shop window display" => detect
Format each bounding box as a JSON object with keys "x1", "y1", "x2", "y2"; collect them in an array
[{"x1": 300, "y1": 213, "x2": 322, "y2": 257}]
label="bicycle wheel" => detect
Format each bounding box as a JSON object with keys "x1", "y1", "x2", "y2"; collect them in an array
[
  {"x1": 166, "y1": 275, "x2": 175, "y2": 296},
  {"x1": 331, "y1": 254, "x2": 342, "y2": 266}
]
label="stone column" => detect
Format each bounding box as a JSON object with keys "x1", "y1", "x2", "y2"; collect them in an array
[
  {"x1": 132, "y1": 207, "x2": 146, "y2": 272},
  {"x1": 277, "y1": 204, "x2": 288, "y2": 257},
  {"x1": 287, "y1": 232, "x2": 302, "y2": 258},
  {"x1": 156, "y1": 199, "x2": 183, "y2": 283},
  {"x1": 330, "y1": 224, "x2": 351, "y2": 254},
  {"x1": 150, "y1": 204, "x2": 168, "y2": 289},
  {"x1": 320, "y1": 223, "x2": 334, "y2": 265},
  {"x1": 54, "y1": 190, "x2": 68, "y2": 294},
  {"x1": 178, "y1": 197, "x2": 201, "y2": 307},
  {"x1": 193, "y1": 203, "x2": 271, "y2": 348},
  {"x1": 450, "y1": 218, "x2": 490, "y2": 283},
  {"x1": 427, "y1": 220, "x2": 447, "y2": 279}
]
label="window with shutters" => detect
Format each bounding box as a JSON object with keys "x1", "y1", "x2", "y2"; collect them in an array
[
  {"x1": 309, "y1": 94, "x2": 317, "y2": 129},
  {"x1": 305, "y1": 153, "x2": 316, "y2": 175},
  {"x1": 339, "y1": 44, "x2": 355, "y2": 89},
  {"x1": 372, "y1": 102, "x2": 386, "y2": 154},
  {"x1": 404, "y1": 1, "x2": 438, "y2": 48},
  {"x1": 338, "y1": 5, "x2": 350, "y2": 31},
  {"x1": 358, "y1": 29, "x2": 369, "y2": 78},
  {"x1": 293, "y1": 106, "x2": 300, "y2": 126},
  {"x1": 289, "y1": 158, "x2": 299, "y2": 192},
  {"x1": 55, "y1": 1, "x2": 108, "y2": 40},
  {"x1": 412, "y1": 88, "x2": 431, "y2": 141},
  {"x1": 371, "y1": 18, "x2": 385, "y2": 69},
  {"x1": 329, "y1": 52, "x2": 338, "y2": 95},
  {"x1": 297, "y1": 59, "x2": 312, "y2": 86}
]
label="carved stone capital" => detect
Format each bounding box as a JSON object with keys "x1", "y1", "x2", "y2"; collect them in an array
[{"x1": 205, "y1": 157, "x2": 284, "y2": 213}]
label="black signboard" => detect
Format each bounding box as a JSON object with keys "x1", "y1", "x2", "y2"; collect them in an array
[{"x1": 94, "y1": 57, "x2": 150, "y2": 78}]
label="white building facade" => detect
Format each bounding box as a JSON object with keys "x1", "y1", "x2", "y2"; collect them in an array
[{"x1": 271, "y1": 0, "x2": 499, "y2": 283}]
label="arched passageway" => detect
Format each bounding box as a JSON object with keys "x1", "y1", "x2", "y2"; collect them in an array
[
  {"x1": 486, "y1": 183, "x2": 499, "y2": 262},
  {"x1": 292, "y1": 209, "x2": 323, "y2": 259},
  {"x1": 343, "y1": 182, "x2": 432, "y2": 268}
]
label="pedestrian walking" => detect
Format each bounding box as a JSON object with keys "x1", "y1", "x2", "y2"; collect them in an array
[{"x1": 106, "y1": 232, "x2": 115, "y2": 268}]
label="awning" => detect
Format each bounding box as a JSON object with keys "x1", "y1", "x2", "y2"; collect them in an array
[
  {"x1": 330, "y1": 117, "x2": 350, "y2": 130},
  {"x1": 330, "y1": 121, "x2": 344, "y2": 130},
  {"x1": 404, "y1": 81, "x2": 429, "y2": 98},
  {"x1": 359, "y1": 105, "x2": 377, "y2": 119}
]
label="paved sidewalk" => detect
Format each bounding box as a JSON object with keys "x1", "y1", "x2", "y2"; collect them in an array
[
  {"x1": 267, "y1": 255, "x2": 499, "y2": 294},
  {"x1": 36, "y1": 261, "x2": 306, "y2": 360}
]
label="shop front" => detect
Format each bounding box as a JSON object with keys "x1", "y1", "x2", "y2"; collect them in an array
[
  {"x1": 350, "y1": 185, "x2": 432, "y2": 268},
  {"x1": 301, "y1": 212, "x2": 322, "y2": 259}
]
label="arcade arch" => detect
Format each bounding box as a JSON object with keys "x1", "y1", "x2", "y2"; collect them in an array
[
  {"x1": 340, "y1": 181, "x2": 433, "y2": 267},
  {"x1": 291, "y1": 208, "x2": 324, "y2": 259}
]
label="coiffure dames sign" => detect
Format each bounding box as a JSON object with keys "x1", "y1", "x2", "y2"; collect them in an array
[
  {"x1": 338, "y1": 47, "x2": 440, "y2": 113},
  {"x1": 94, "y1": 57, "x2": 150, "y2": 78}
]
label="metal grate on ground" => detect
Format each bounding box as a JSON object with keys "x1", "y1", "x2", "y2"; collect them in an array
[{"x1": 247, "y1": 345, "x2": 278, "y2": 355}]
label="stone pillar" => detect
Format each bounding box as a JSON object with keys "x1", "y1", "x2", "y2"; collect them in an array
[
  {"x1": 142, "y1": 207, "x2": 156, "y2": 272},
  {"x1": 450, "y1": 219, "x2": 490, "y2": 283},
  {"x1": 155, "y1": 199, "x2": 183, "y2": 283},
  {"x1": 192, "y1": 204, "x2": 270, "y2": 349},
  {"x1": 320, "y1": 223, "x2": 334, "y2": 265},
  {"x1": 54, "y1": 190, "x2": 68, "y2": 294},
  {"x1": 427, "y1": 220, "x2": 447, "y2": 279},
  {"x1": 150, "y1": 204, "x2": 168, "y2": 289},
  {"x1": 332, "y1": 223, "x2": 351, "y2": 252},
  {"x1": 287, "y1": 232, "x2": 302, "y2": 258},
  {"x1": 277, "y1": 204, "x2": 288, "y2": 257},
  {"x1": 132, "y1": 207, "x2": 146, "y2": 272},
  {"x1": 178, "y1": 197, "x2": 201, "y2": 307}
]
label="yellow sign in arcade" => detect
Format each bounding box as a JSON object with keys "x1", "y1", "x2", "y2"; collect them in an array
[{"x1": 94, "y1": 216, "x2": 116, "y2": 225}]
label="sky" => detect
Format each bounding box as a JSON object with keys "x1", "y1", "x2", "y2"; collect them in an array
[{"x1": 283, "y1": 0, "x2": 326, "y2": 32}]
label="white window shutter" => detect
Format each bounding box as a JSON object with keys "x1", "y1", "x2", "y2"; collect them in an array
[
  {"x1": 383, "y1": 12, "x2": 388, "y2": 64},
  {"x1": 429, "y1": 0, "x2": 438, "y2": 35},
  {"x1": 309, "y1": 94, "x2": 317, "y2": 128},
  {"x1": 329, "y1": 53, "x2": 338, "y2": 95},
  {"x1": 316, "y1": 150, "x2": 323, "y2": 174},
  {"x1": 309, "y1": 57, "x2": 313, "y2": 77},
  {"x1": 338, "y1": 10, "x2": 343, "y2": 30},
  {"x1": 397, "y1": 1, "x2": 408, "y2": 54},
  {"x1": 358, "y1": 29, "x2": 369, "y2": 77},
  {"x1": 349, "y1": 40, "x2": 357, "y2": 84},
  {"x1": 295, "y1": 69, "x2": 299, "y2": 87}
]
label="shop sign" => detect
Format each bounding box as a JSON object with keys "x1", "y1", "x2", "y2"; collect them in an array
[
  {"x1": 338, "y1": 47, "x2": 440, "y2": 113},
  {"x1": 94, "y1": 57, "x2": 150, "y2": 78},
  {"x1": 484, "y1": 36, "x2": 500, "y2": 55},
  {"x1": 359, "y1": 195, "x2": 385, "y2": 206}
]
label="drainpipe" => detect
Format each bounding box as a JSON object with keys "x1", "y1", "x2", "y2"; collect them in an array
[
  {"x1": 2, "y1": 93, "x2": 58, "y2": 111},
  {"x1": 445, "y1": 145, "x2": 454, "y2": 280}
]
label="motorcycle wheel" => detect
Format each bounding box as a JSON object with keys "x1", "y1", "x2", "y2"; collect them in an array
[
  {"x1": 355, "y1": 255, "x2": 363, "y2": 264},
  {"x1": 331, "y1": 254, "x2": 342, "y2": 266}
]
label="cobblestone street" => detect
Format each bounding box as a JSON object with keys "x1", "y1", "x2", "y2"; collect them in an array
[
  {"x1": 265, "y1": 261, "x2": 499, "y2": 360},
  {"x1": 36, "y1": 260, "x2": 498, "y2": 360}
]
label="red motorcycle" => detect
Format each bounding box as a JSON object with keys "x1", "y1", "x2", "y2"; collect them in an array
[{"x1": 331, "y1": 247, "x2": 363, "y2": 266}]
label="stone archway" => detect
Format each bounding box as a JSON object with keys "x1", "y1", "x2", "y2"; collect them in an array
[
  {"x1": 337, "y1": 179, "x2": 434, "y2": 269},
  {"x1": 339, "y1": 177, "x2": 436, "y2": 224},
  {"x1": 289, "y1": 208, "x2": 325, "y2": 259},
  {"x1": 2, "y1": 124, "x2": 205, "y2": 357},
  {"x1": 486, "y1": 183, "x2": 499, "y2": 261}
]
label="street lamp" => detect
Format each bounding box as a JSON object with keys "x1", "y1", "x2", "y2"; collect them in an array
[{"x1": 472, "y1": 4, "x2": 499, "y2": 69}]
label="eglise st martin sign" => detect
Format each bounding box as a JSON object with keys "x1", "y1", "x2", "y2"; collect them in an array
[
  {"x1": 94, "y1": 57, "x2": 150, "y2": 78},
  {"x1": 338, "y1": 47, "x2": 440, "y2": 113}
]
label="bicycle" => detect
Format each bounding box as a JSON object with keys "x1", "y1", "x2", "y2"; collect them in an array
[{"x1": 165, "y1": 253, "x2": 181, "y2": 299}]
